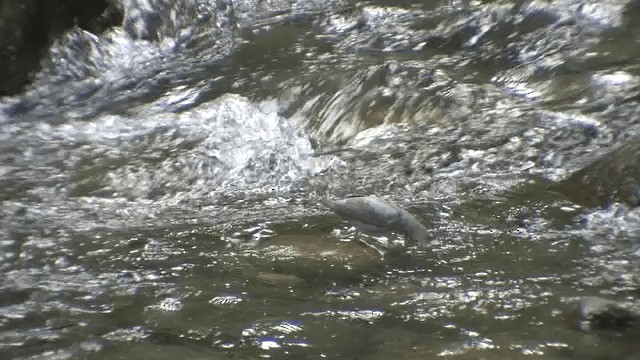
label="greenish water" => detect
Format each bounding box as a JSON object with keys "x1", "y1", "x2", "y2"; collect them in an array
[{"x1": 2, "y1": 0, "x2": 640, "y2": 359}]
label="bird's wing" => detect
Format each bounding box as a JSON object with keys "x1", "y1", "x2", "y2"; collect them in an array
[{"x1": 327, "y1": 196, "x2": 403, "y2": 227}]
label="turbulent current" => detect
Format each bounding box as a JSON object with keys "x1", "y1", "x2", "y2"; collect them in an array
[{"x1": 1, "y1": 0, "x2": 640, "y2": 359}]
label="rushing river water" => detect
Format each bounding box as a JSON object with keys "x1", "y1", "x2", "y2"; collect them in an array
[{"x1": 2, "y1": 0, "x2": 640, "y2": 359}]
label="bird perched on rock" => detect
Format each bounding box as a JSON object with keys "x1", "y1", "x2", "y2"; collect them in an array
[{"x1": 323, "y1": 195, "x2": 429, "y2": 246}]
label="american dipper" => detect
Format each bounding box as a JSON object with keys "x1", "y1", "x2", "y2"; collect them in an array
[{"x1": 323, "y1": 195, "x2": 429, "y2": 245}]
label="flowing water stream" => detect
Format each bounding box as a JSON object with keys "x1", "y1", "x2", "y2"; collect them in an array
[{"x1": 2, "y1": 0, "x2": 640, "y2": 359}]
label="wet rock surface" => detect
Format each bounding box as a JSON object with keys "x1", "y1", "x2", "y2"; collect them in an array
[
  {"x1": 0, "y1": 0, "x2": 122, "y2": 96},
  {"x1": 555, "y1": 139, "x2": 640, "y2": 208}
]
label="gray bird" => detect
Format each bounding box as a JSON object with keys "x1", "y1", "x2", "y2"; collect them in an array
[{"x1": 323, "y1": 196, "x2": 429, "y2": 245}]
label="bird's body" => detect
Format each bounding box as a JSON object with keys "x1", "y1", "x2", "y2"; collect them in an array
[{"x1": 323, "y1": 196, "x2": 429, "y2": 245}]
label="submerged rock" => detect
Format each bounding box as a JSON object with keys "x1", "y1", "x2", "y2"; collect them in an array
[
  {"x1": 580, "y1": 296, "x2": 640, "y2": 331},
  {"x1": 555, "y1": 139, "x2": 640, "y2": 208},
  {"x1": 251, "y1": 232, "x2": 384, "y2": 283},
  {"x1": 323, "y1": 196, "x2": 429, "y2": 245},
  {"x1": 256, "y1": 272, "x2": 305, "y2": 286}
]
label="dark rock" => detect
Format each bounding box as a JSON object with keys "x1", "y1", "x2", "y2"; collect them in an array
[
  {"x1": 554, "y1": 139, "x2": 640, "y2": 208},
  {"x1": 580, "y1": 296, "x2": 640, "y2": 331},
  {"x1": 0, "y1": 0, "x2": 123, "y2": 96}
]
